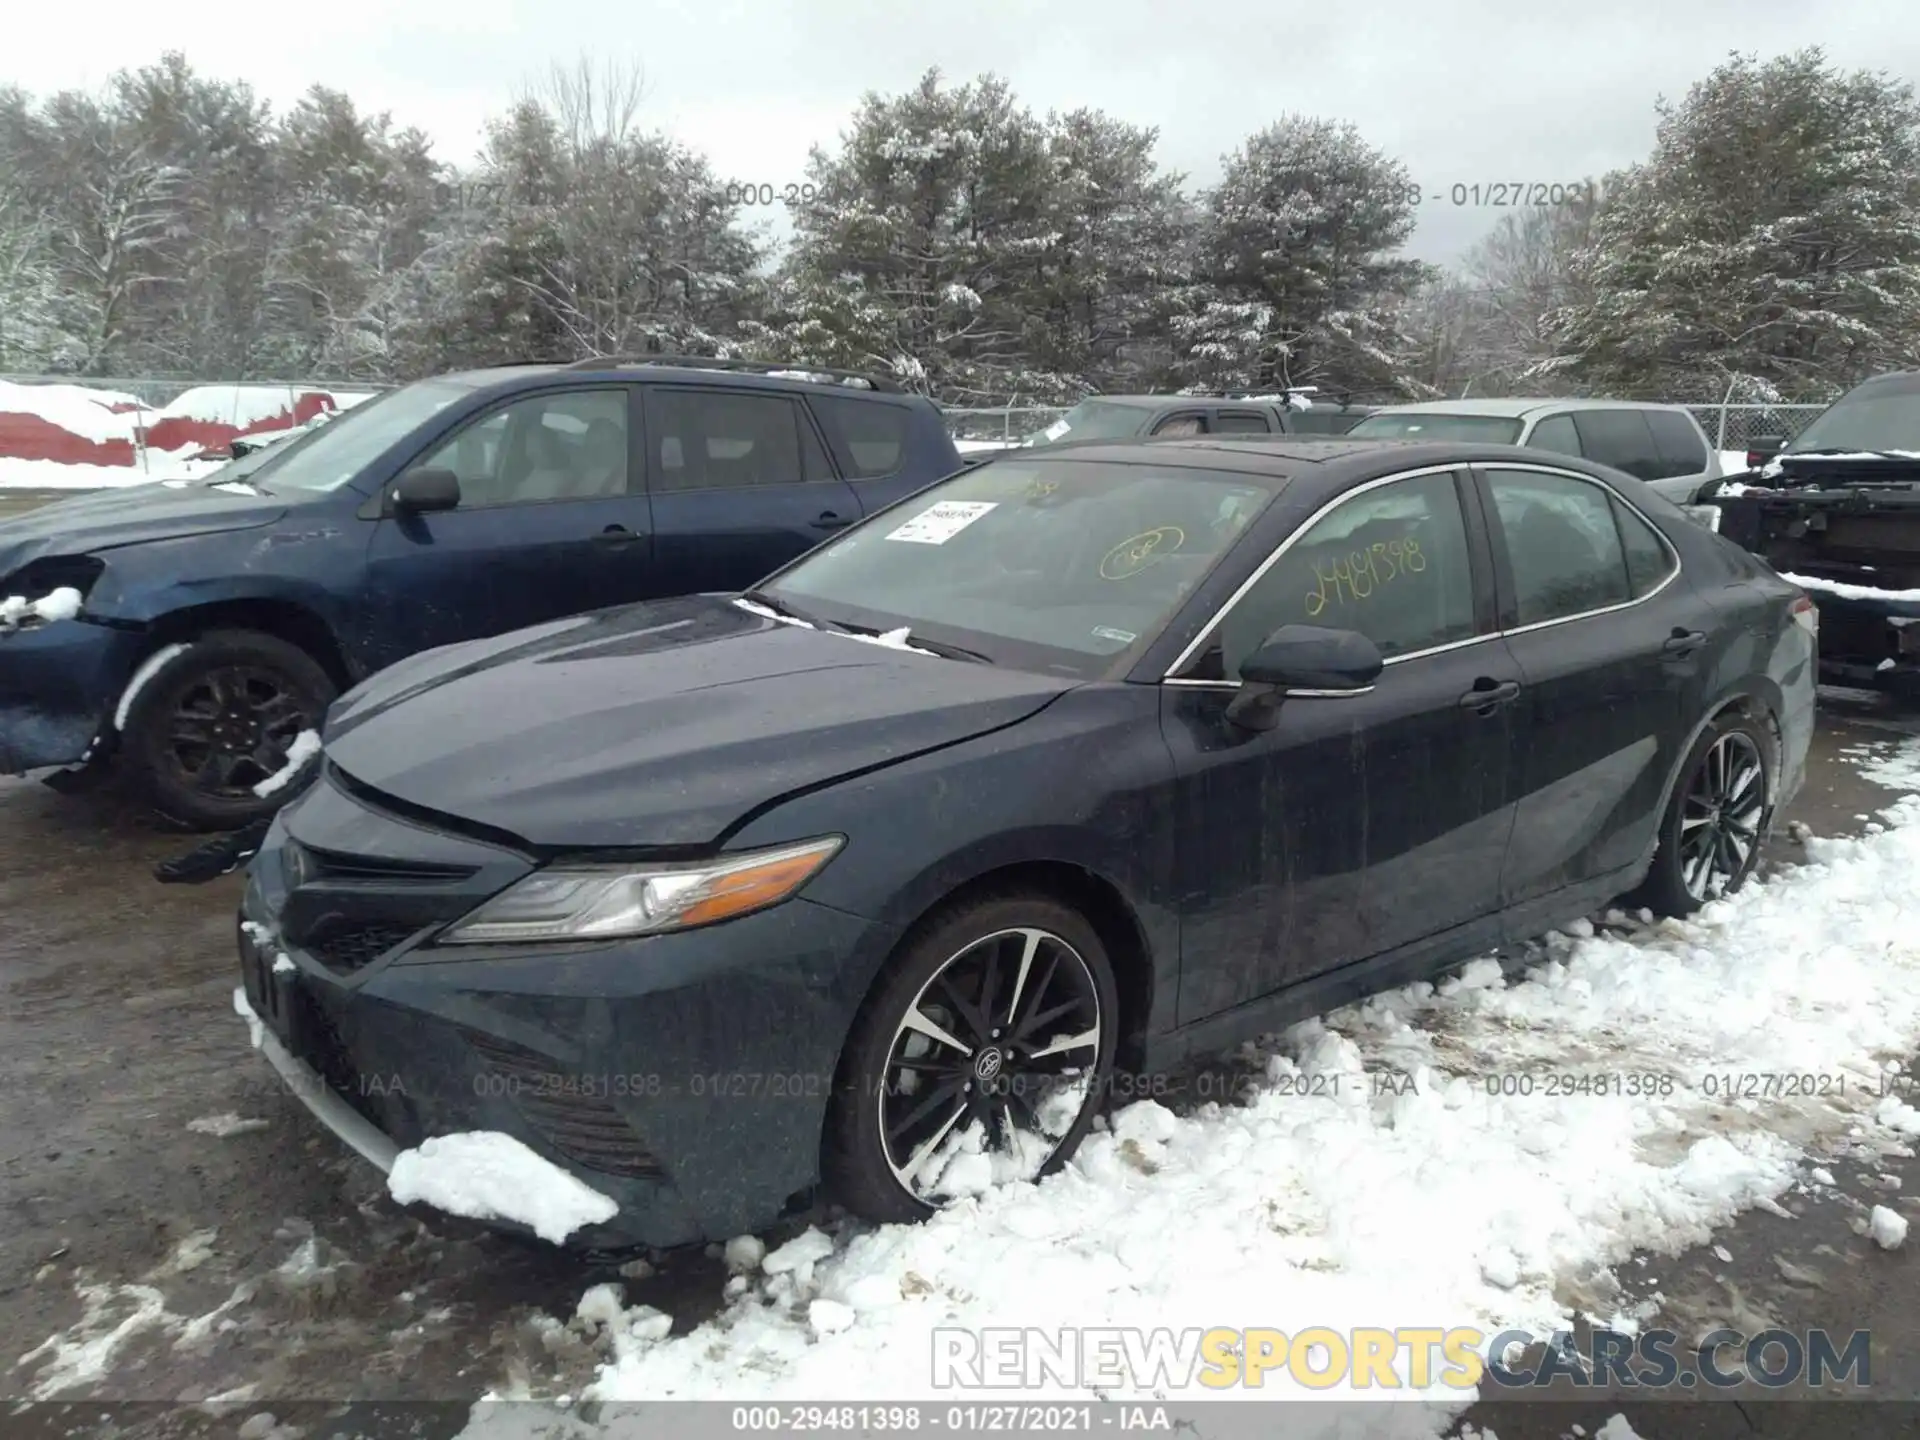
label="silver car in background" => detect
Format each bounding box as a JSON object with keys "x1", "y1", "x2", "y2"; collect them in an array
[{"x1": 1347, "y1": 399, "x2": 1723, "y2": 507}]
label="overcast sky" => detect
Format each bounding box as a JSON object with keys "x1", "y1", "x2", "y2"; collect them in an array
[{"x1": 7, "y1": 0, "x2": 1912, "y2": 264}]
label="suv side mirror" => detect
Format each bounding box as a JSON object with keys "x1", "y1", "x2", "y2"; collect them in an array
[
  {"x1": 1225, "y1": 625, "x2": 1383, "y2": 729},
  {"x1": 1745, "y1": 434, "x2": 1786, "y2": 468},
  {"x1": 390, "y1": 467, "x2": 460, "y2": 514}
]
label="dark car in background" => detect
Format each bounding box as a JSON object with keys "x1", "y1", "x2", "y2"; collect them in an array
[
  {"x1": 1705, "y1": 369, "x2": 1920, "y2": 695},
  {"x1": 0, "y1": 358, "x2": 961, "y2": 828},
  {"x1": 236, "y1": 436, "x2": 1814, "y2": 1250},
  {"x1": 1026, "y1": 391, "x2": 1375, "y2": 447}
]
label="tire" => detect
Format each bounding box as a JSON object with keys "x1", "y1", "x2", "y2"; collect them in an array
[
  {"x1": 1636, "y1": 711, "x2": 1775, "y2": 918},
  {"x1": 120, "y1": 629, "x2": 337, "y2": 831},
  {"x1": 824, "y1": 892, "x2": 1120, "y2": 1226}
]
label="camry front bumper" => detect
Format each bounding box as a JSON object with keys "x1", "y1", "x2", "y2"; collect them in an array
[{"x1": 235, "y1": 771, "x2": 901, "y2": 1249}]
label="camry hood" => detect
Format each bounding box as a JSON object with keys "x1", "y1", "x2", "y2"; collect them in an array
[
  {"x1": 0, "y1": 477, "x2": 288, "y2": 580},
  {"x1": 323, "y1": 594, "x2": 1076, "y2": 848}
]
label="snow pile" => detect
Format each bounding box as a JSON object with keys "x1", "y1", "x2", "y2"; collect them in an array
[
  {"x1": 0, "y1": 586, "x2": 82, "y2": 632},
  {"x1": 560, "y1": 762, "x2": 1920, "y2": 1409},
  {"x1": 252, "y1": 730, "x2": 322, "y2": 797},
  {"x1": 187, "y1": 1113, "x2": 270, "y2": 1137},
  {"x1": 155, "y1": 385, "x2": 313, "y2": 430},
  {"x1": 731, "y1": 598, "x2": 939, "y2": 656},
  {"x1": 1868, "y1": 1205, "x2": 1908, "y2": 1250},
  {"x1": 387, "y1": 1132, "x2": 619, "y2": 1245},
  {"x1": 0, "y1": 380, "x2": 153, "y2": 440},
  {"x1": 1780, "y1": 571, "x2": 1920, "y2": 603}
]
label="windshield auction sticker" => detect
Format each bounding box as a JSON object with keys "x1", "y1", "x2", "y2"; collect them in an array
[{"x1": 886, "y1": 500, "x2": 998, "y2": 544}]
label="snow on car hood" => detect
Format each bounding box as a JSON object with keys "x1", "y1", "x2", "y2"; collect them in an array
[{"x1": 322, "y1": 594, "x2": 1076, "y2": 848}]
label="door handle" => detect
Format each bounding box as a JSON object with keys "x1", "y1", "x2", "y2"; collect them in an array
[
  {"x1": 1663, "y1": 628, "x2": 1707, "y2": 655},
  {"x1": 595, "y1": 524, "x2": 639, "y2": 547},
  {"x1": 812, "y1": 511, "x2": 852, "y2": 531},
  {"x1": 1458, "y1": 679, "x2": 1521, "y2": 712}
]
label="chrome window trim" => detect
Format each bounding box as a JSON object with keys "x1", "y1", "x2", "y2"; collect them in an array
[
  {"x1": 1159, "y1": 460, "x2": 1684, "y2": 689},
  {"x1": 1160, "y1": 463, "x2": 1480, "y2": 682}
]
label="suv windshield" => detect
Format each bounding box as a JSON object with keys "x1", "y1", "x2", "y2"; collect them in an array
[
  {"x1": 247, "y1": 379, "x2": 477, "y2": 492},
  {"x1": 1787, "y1": 375, "x2": 1920, "y2": 455},
  {"x1": 1025, "y1": 400, "x2": 1149, "y2": 447},
  {"x1": 1347, "y1": 412, "x2": 1524, "y2": 444},
  {"x1": 763, "y1": 457, "x2": 1278, "y2": 675}
]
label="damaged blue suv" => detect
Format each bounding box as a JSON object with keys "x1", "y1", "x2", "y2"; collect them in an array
[{"x1": 0, "y1": 359, "x2": 960, "y2": 828}]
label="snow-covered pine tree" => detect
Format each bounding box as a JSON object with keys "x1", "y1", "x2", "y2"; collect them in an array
[
  {"x1": 1171, "y1": 115, "x2": 1431, "y2": 396},
  {"x1": 759, "y1": 69, "x2": 1061, "y2": 401},
  {"x1": 1548, "y1": 48, "x2": 1920, "y2": 402}
]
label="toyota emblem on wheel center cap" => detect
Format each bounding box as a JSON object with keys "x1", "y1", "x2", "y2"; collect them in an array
[{"x1": 974, "y1": 1047, "x2": 1004, "y2": 1081}]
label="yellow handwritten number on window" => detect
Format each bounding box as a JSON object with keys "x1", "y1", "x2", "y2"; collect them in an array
[{"x1": 1303, "y1": 533, "x2": 1426, "y2": 615}]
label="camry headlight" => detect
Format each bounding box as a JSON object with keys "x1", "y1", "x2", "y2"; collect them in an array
[{"x1": 439, "y1": 836, "x2": 844, "y2": 944}]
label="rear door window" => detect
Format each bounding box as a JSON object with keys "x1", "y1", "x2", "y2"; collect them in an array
[
  {"x1": 1211, "y1": 410, "x2": 1273, "y2": 433},
  {"x1": 810, "y1": 393, "x2": 905, "y2": 479},
  {"x1": 1569, "y1": 409, "x2": 1662, "y2": 482},
  {"x1": 1151, "y1": 413, "x2": 1207, "y2": 437}
]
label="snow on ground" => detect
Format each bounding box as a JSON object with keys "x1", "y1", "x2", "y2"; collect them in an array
[
  {"x1": 387, "y1": 1133, "x2": 620, "y2": 1245},
  {"x1": 0, "y1": 380, "x2": 153, "y2": 439},
  {"x1": 157, "y1": 385, "x2": 310, "y2": 430},
  {"x1": 478, "y1": 742, "x2": 1920, "y2": 1430},
  {"x1": 0, "y1": 452, "x2": 218, "y2": 489}
]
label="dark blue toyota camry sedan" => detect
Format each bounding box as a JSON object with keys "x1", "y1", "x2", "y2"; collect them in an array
[{"x1": 236, "y1": 437, "x2": 1817, "y2": 1248}]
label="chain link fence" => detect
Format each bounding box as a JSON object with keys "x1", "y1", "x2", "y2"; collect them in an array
[
  {"x1": 1682, "y1": 404, "x2": 1827, "y2": 452},
  {"x1": 0, "y1": 377, "x2": 1835, "y2": 455}
]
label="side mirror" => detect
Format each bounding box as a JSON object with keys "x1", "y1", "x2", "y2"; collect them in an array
[
  {"x1": 1745, "y1": 434, "x2": 1787, "y2": 468},
  {"x1": 389, "y1": 467, "x2": 460, "y2": 514},
  {"x1": 1225, "y1": 625, "x2": 1383, "y2": 729}
]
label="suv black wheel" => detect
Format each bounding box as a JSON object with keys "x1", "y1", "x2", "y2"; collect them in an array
[
  {"x1": 120, "y1": 629, "x2": 336, "y2": 831},
  {"x1": 825, "y1": 893, "x2": 1119, "y2": 1225},
  {"x1": 1637, "y1": 712, "x2": 1774, "y2": 918}
]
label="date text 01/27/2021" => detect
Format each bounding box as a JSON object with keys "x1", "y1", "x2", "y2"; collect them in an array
[{"x1": 721, "y1": 180, "x2": 1598, "y2": 209}]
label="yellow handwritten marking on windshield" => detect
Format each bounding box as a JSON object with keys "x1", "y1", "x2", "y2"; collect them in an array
[
  {"x1": 1304, "y1": 536, "x2": 1427, "y2": 616},
  {"x1": 1101, "y1": 526, "x2": 1185, "y2": 580},
  {"x1": 1026, "y1": 478, "x2": 1060, "y2": 499}
]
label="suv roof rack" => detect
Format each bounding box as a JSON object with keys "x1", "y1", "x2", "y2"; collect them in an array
[{"x1": 564, "y1": 354, "x2": 904, "y2": 393}]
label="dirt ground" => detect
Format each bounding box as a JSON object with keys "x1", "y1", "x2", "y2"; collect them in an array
[{"x1": 2, "y1": 611, "x2": 1918, "y2": 1436}]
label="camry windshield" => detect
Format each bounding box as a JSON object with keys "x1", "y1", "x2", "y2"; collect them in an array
[
  {"x1": 246, "y1": 379, "x2": 476, "y2": 491},
  {"x1": 1025, "y1": 400, "x2": 1149, "y2": 446},
  {"x1": 1787, "y1": 378, "x2": 1920, "y2": 455},
  {"x1": 1346, "y1": 412, "x2": 1524, "y2": 444},
  {"x1": 763, "y1": 458, "x2": 1278, "y2": 672}
]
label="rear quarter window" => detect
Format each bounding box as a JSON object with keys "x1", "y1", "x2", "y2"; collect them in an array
[
  {"x1": 1645, "y1": 409, "x2": 1710, "y2": 476},
  {"x1": 811, "y1": 393, "x2": 910, "y2": 479}
]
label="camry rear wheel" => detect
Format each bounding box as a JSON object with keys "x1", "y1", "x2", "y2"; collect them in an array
[
  {"x1": 1638, "y1": 713, "x2": 1774, "y2": 917},
  {"x1": 826, "y1": 894, "x2": 1118, "y2": 1224}
]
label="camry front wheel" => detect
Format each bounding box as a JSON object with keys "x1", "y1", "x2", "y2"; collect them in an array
[{"x1": 826, "y1": 894, "x2": 1119, "y2": 1224}]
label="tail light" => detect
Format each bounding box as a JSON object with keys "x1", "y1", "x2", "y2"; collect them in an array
[
  {"x1": 1790, "y1": 594, "x2": 1818, "y2": 637},
  {"x1": 1745, "y1": 450, "x2": 1766, "y2": 470}
]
